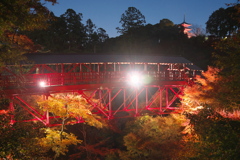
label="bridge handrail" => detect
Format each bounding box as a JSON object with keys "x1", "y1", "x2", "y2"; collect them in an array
[{"x1": 0, "y1": 70, "x2": 189, "y2": 89}]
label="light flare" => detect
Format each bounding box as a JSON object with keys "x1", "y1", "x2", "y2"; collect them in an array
[{"x1": 39, "y1": 81, "x2": 46, "y2": 87}]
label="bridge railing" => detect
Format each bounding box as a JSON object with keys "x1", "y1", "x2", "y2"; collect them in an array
[{"x1": 0, "y1": 70, "x2": 189, "y2": 89}]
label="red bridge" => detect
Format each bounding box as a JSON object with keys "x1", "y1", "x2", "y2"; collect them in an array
[{"x1": 0, "y1": 54, "x2": 201, "y2": 126}]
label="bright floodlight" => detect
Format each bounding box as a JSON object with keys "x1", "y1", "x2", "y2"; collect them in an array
[
  {"x1": 128, "y1": 72, "x2": 143, "y2": 87},
  {"x1": 39, "y1": 81, "x2": 46, "y2": 87}
]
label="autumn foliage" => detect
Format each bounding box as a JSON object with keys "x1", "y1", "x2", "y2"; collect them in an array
[
  {"x1": 37, "y1": 128, "x2": 82, "y2": 158},
  {"x1": 181, "y1": 67, "x2": 220, "y2": 112},
  {"x1": 37, "y1": 93, "x2": 105, "y2": 128}
]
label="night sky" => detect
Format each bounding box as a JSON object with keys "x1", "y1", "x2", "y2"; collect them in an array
[{"x1": 44, "y1": 0, "x2": 237, "y2": 37}]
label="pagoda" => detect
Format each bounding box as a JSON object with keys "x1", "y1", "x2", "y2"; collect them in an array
[{"x1": 179, "y1": 15, "x2": 194, "y2": 38}]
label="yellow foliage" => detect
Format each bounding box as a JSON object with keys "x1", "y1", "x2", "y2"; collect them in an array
[
  {"x1": 121, "y1": 114, "x2": 188, "y2": 159},
  {"x1": 37, "y1": 128, "x2": 82, "y2": 158},
  {"x1": 37, "y1": 93, "x2": 105, "y2": 128}
]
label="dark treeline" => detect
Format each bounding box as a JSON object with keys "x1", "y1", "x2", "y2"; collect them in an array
[{"x1": 23, "y1": 7, "x2": 214, "y2": 69}]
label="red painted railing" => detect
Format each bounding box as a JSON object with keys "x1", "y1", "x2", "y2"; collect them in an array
[{"x1": 1, "y1": 70, "x2": 189, "y2": 91}]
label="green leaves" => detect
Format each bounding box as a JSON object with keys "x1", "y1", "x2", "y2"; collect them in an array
[
  {"x1": 212, "y1": 33, "x2": 240, "y2": 111},
  {"x1": 206, "y1": 5, "x2": 239, "y2": 37},
  {"x1": 187, "y1": 108, "x2": 240, "y2": 159}
]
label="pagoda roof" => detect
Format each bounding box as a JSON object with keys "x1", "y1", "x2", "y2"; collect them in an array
[{"x1": 180, "y1": 22, "x2": 191, "y2": 27}]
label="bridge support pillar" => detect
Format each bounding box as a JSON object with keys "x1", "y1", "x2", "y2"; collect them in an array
[
  {"x1": 108, "y1": 88, "x2": 112, "y2": 120},
  {"x1": 135, "y1": 89, "x2": 139, "y2": 117},
  {"x1": 159, "y1": 87, "x2": 163, "y2": 113},
  {"x1": 9, "y1": 97, "x2": 15, "y2": 125}
]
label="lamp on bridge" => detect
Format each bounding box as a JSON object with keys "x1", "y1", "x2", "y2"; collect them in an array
[
  {"x1": 128, "y1": 72, "x2": 144, "y2": 87},
  {"x1": 39, "y1": 81, "x2": 47, "y2": 87}
]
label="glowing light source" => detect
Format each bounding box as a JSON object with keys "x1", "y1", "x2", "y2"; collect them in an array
[
  {"x1": 127, "y1": 72, "x2": 143, "y2": 87},
  {"x1": 39, "y1": 81, "x2": 46, "y2": 87}
]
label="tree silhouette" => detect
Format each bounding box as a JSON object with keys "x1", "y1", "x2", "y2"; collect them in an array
[
  {"x1": 206, "y1": 6, "x2": 239, "y2": 37},
  {"x1": 116, "y1": 7, "x2": 146, "y2": 34}
]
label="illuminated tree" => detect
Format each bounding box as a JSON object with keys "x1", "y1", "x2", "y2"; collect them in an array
[
  {"x1": 37, "y1": 128, "x2": 82, "y2": 159},
  {"x1": 118, "y1": 115, "x2": 187, "y2": 160},
  {"x1": 181, "y1": 67, "x2": 221, "y2": 112},
  {"x1": 181, "y1": 66, "x2": 240, "y2": 159},
  {"x1": 181, "y1": 18, "x2": 240, "y2": 158},
  {"x1": 37, "y1": 93, "x2": 105, "y2": 128},
  {"x1": 36, "y1": 93, "x2": 106, "y2": 158}
]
